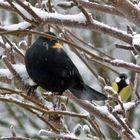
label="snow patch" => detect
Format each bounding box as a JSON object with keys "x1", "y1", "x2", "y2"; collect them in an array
[
  {"x1": 132, "y1": 128, "x2": 140, "y2": 140},
  {"x1": 2, "y1": 22, "x2": 31, "y2": 31},
  {"x1": 133, "y1": 34, "x2": 140, "y2": 46},
  {"x1": 113, "y1": 102, "x2": 135, "y2": 112},
  {"x1": 0, "y1": 64, "x2": 29, "y2": 84},
  {"x1": 0, "y1": 47, "x2": 5, "y2": 56},
  {"x1": 0, "y1": 68, "x2": 12, "y2": 79},
  {"x1": 13, "y1": 64, "x2": 29, "y2": 84}
]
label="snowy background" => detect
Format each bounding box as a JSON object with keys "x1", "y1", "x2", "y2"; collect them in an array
[{"x1": 0, "y1": 0, "x2": 140, "y2": 140}]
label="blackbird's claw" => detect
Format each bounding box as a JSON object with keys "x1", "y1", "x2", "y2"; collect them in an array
[
  {"x1": 27, "y1": 85, "x2": 38, "y2": 96},
  {"x1": 50, "y1": 92, "x2": 63, "y2": 96}
]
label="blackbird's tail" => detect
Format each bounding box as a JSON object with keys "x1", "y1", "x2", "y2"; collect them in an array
[{"x1": 69, "y1": 84, "x2": 107, "y2": 101}]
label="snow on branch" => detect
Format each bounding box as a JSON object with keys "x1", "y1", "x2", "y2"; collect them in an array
[
  {"x1": 105, "y1": 0, "x2": 140, "y2": 27},
  {"x1": 57, "y1": 1, "x2": 124, "y2": 17},
  {"x1": 0, "y1": 1, "x2": 132, "y2": 44},
  {"x1": 64, "y1": 91, "x2": 140, "y2": 140},
  {"x1": 39, "y1": 129, "x2": 79, "y2": 140}
]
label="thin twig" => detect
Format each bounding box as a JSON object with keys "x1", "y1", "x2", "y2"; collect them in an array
[
  {"x1": 39, "y1": 129, "x2": 78, "y2": 140},
  {"x1": 0, "y1": 96, "x2": 88, "y2": 119},
  {"x1": 68, "y1": 1, "x2": 124, "y2": 17},
  {"x1": 2, "y1": 35, "x2": 24, "y2": 57},
  {"x1": 115, "y1": 44, "x2": 134, "y2": 51},
  {"x1": 112, "y1": 112, "x2": 135, "y2": 139},
  {"x1": 0, "y1": 15, "x2": 133, "y2": 44},
  {"x1": 87, "y1": 117, "x2": 106, "y2": 140},
  {"x1": 106, "y1": 0, "x2": 140, "y2": 27},
  {"x1": 1, "y1": 55, "x2": 26, "y2": 89},
  {"x1": 64, "y1": 90, "x2": 133, "y2": 140},
  {"x1": 0, "y1": 1, "x2": 15, "y2": 12},
  {"x1": 132, "y1": 55, "x2": 140, "y2": 99},
  {"x1": 14, "y1": 0, "x2": 42, "y2": 22},
  {"x1": 0, "y1": 137, "x2": 32, "y2": 140},
  {"x1": 1, "y1": 29, "x2": 139, "y2": 73},
  {"x1": 66, "y1": 29, "x2": 113, "y2": 59},
  {"x1": 6, "y1": 0, "x2": 36, "y2": 26},
  {"x1": 72, "y1": 0, "x2": 92, "y2": 23}
]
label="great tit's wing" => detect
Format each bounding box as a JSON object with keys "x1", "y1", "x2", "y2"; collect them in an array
[{"x1": 119, "y1": 85, "x2": 132, "y2": 102}]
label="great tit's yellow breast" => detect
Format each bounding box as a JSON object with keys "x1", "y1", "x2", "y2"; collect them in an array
[
  {"x1": 119, "y1": 85, "x2": 132, "y2": 102},
  {"x1": 112, "y1": 81, "x2": 131, "y2": 102},
  {"x1": 112, "y1": 82, "x2": 119, "y2": 92}
]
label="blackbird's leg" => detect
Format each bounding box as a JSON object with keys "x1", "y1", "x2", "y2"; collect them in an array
[
  {"x1": 27, "y1": 85, "x2": 38, "y2": 95},
  {"x1": 53, "y1": 96, "x2": 68, "y2": 110},
  {"x1": 53, "y1": 92, "x2": 63, "y2": 110},
  {"x1": 51, "y1": 92, "x2": 63, "y2": 96}
]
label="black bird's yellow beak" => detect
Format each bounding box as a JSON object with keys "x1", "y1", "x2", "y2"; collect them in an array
[{"x1": 52, "y1": 43, "x2": 63, "y2": 48}]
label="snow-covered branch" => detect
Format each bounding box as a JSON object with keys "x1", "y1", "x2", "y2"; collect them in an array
[
  {"x1": 64, "y1": 91, "x2": 140, "y2": 140},
  {"x1": 0, "y1": 1, "x2": 132, "y2": 44},
  {"x1": 105, "y1": 0, "x2": 140, "y2": 27}
]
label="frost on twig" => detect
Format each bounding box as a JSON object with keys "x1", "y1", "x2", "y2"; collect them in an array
[{"x1": 39, "y1": 129, "x2": 79, "y2": 140}]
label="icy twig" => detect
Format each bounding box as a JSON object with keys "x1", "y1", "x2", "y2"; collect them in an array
[
  {"x1": 0, "y1": 1, "x2": 15, "y2": 12},
  {"x1": 105, "y1": 0, "x2": 140, "y2": 27},
  {"x1": 110, "y1": 59, "x2": 140, "y2": 73},
  {"x1": 1, "y1": 55, "x2": 26, "y2": 89},
  {"x1": 87, "y1": 117, "x2": 106, "y2": 140},
  {"x1": 112, "y1": 112, "x2": 135, "y2": 140},
  {"x1": 0, "y1": 30, "x2": 139, "y2": 74},
  {"x1": 78, "y1": 1, "x2": 123, "y2": 16},
  {"x1": 132, "y1": 55, "x2": 140, "y2": 99},
  {"x1": 2, "y1": 35, "x2": 24, "y2": 57},
  {"x1": 57, "y1": 1, "x2": 123, "y2": 17},
  {"x1": 72, "y1": 0, "x2": 92, "y2": 23},
  {"x1": 10, "y1": 125, "x2": 16, "y2": 137},
  {"x1": 0, "y1": 137, "x2": 31, "y2": 140},
  {"x1": 0, "y1": 14, "x2": 132, "y2": 44},
  {"x1": 115, "y1": 44, "x2": 134, "y2": 51},
  {"x1": 64, "y1": 90, "x2": 135, "y2": 140},
  {"x1": 113, "y1": 101, "x2": 140, "y2": 114},
  {"x1": 0, "y1": 96, "x2": 88, "y2": 119},
  {"x1": 14, "y1": 0, "x2": 42, "y2": 22},
  {"x1": 6, "y1": 0, "x2": 36, "y2": 26},
  {"x1": 39, "y1": 129, "x2": 79, "y2": 140}
]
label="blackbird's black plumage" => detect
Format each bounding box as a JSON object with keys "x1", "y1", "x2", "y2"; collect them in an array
[{"x1": 25, "y1": 32, "x2": 107, "y2": 101}]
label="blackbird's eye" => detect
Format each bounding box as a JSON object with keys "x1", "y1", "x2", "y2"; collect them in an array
[{"x1": 43, "y1": 42, "x2": 49, "y2": 50}]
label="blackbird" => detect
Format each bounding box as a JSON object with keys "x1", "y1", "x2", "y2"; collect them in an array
[{"x1": 25, "y1": 32, "x2": 107, "y2": 101}]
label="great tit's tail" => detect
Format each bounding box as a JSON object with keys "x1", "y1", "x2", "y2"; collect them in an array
[{"x1": 69, "y1": 84, "x2": 107, "y2": 101}]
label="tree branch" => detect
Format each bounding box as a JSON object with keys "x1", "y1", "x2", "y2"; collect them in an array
[{"x1": 107, "y1": 0, "x2": 140, "y2": 27}]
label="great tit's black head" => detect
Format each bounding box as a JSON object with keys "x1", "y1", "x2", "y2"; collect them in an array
[
  {"x1": 119, "y1": 73, "x2": 128, "y2": 80},
  {"x1": 115, "y1": 73, "x2": 129, "y2": 85}
]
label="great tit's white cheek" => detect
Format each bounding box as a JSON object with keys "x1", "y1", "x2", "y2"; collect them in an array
[
  {"x1": 115, "y1": 77, "x2": 121, "y2": 83},
  {"x1": 126, "y1": 79, "x2": 130, "y2": 85}
]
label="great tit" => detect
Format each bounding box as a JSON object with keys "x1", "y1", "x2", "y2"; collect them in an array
[{"x1": 112, "y1": 73, "x2": 131, "y2": 102}]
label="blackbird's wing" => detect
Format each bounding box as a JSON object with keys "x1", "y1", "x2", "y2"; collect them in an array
[
  {"x1": 42, "y1": 48, "x2": 84, "y2": 92},
  {"x1": 50, "y1": 48, "x2": 84, "y2": 84}
]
